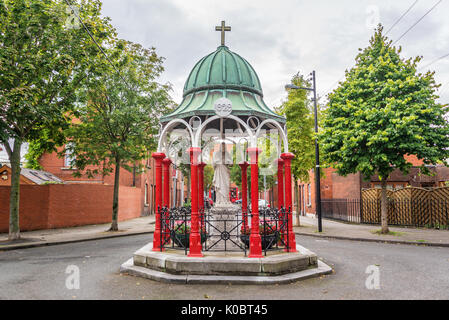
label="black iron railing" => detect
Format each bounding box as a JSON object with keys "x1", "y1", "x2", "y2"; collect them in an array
[
  {"x1": 160, "y1": 206, "x2": 191, "y2": 255},
  {"x1": 203, "y1": 210, "x2": 246, "y2": 254},
  {"x1": 158, "y1": 206, "x2": 291, "y2": 255},
  {"x1": 256, "y1": 207, "x2": 290, "y2": 256},
  {"x1": 321, "y1": 199, "x2": 361, "y2": 223}
]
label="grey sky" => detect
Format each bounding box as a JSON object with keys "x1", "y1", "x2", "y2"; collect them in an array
[{"x1": 101, "y1": 0, "x2": 449, "y2": 108}]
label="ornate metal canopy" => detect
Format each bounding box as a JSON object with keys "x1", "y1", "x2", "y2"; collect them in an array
[{"x1": 158, "y1": 22, "x2": 288, "y2": 158}]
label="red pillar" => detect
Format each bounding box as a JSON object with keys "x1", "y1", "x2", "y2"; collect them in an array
[
  {"x1": 248, "y1": 148, "x2": 262, "y2": 258},
  {"x1": 277, "y1": 158, "x2": 286, "y2": 243},
  {"x1": 188, "y1": 147, "x2": 203, "y2": 257},
  {"x1": 277, "y1": 158, "x2": 284, "y2": 209},
  {"x1": 198, "y1": 162, "x2": 206, "y2": 230},
  {"x1": 162, "y1": 158, "x2": 171, "y2": 242},
  {"x1": 162, "y1": 158, "x2": 172, "y2": 208},
  {"x1": 152, "y1": 152, "x2": 165, "y2": 251},
  {"x1": 239, "y1": 162, "x2": 249, "y2": 233},
  {"x1": 281, "y1": 152, "x2": 297, "y2": 252}
]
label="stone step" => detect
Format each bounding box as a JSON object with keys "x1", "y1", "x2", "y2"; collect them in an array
[
  {"x1": 132, "y1": 243, "x2": 319, "y2": 277},
  {"x1": 121, "y1": 258, "x2": 332, "y2": 285}
]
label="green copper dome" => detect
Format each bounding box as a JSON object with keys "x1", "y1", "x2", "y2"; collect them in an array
[
  {"x1": 160, "y1": 45, "x2": 285, "y2": 124},
  {"x1": 183, "y1": 45, "x2": 263, "y2": 97}
]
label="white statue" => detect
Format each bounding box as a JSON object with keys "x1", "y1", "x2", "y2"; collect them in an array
[{"x1": 212, "y1": 144, "x2": 233, "y2": 205}]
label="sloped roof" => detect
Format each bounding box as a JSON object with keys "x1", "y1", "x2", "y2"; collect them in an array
[{"x1": 0, "y1": 165, "x2": 64, "y2": 185}]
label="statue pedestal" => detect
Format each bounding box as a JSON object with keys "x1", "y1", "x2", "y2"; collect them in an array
[{"x1": 207, "y1": 204, "x2": 242, "y2": 251}]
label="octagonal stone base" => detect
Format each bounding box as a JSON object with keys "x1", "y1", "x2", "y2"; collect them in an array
[{"x1": 120, "y1": 242, "x2": 332, "y2": 285}]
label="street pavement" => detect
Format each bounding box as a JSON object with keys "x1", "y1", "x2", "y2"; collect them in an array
[
  {"x1": 1, "y1": 234, "x2": 448, "y2": 300},
  {"x1": 296, "y1": 215, "x2": 449, "y2": 246},
  {"x1": 0, "y1": 216, "x2": 155, "y2": 250}
]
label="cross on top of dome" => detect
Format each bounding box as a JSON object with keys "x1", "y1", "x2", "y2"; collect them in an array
[
  {"x1": 159, "y1": 21, "x2": 286, "y2": 125},
  {"x1": 215, "y1": 20, "x2": 231, "y2": 46}
]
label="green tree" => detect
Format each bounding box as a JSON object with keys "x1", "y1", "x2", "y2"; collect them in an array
[
  {"x1": 204, "y1": 164, "x2": 214, "y2": 191},
  {"x1": 277, "y1": 72, "x2": 317, "y2": 225},
  {"x1": 320, "y1": 25, "x2": 449, "y2": 234},
  {"x1": 278, "y1": 73, "x2": 316, "y2": 181},
  {"x1": 67, "y1": 39, "x2": 172, "y2": 231},
  {"x1": 0, "y1": 0, "x2": 113, "y2": 240},
  {"x1": 25, "y1": 126, "x2": 67, "y2": 170}
]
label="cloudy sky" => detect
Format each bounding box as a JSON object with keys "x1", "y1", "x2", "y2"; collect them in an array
[{"x1": 100, "y1": 0, "x2": 449, "y2": 108}]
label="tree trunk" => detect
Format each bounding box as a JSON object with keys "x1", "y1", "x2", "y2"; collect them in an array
[
  {"x1": 8, "y1": 139, "x2": 22, "y2": 240},
  {"x1": 109, "y1": 157, "x2": 121, "y2": 231},
  {"x1": 294, "y1": 179, "x2": 300, "y2": 226},
  {"x1": 380, "y1": 179, "x2": 389, "y2": 234}
]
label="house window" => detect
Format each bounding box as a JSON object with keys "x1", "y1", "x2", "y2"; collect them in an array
[
  {"x1": 64, "y1": 143, "x2": 76, "y2": 167},
  {"x1": 307, "y1": 184, "x2": 311, "y2": 206}
]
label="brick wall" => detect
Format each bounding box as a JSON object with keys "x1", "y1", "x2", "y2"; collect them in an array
[
  {"x1": 0, "y1": 185, "x2": 49, "y2": 231},
  {"x1": 332, "y1": 172, "x2": 361, "y2": 199},
  {"x1": 404, "y1": 154, "x2": 424, "y2": 166},
  {"x1": 0, "y1": 184, "x2": 142, "y2": 232}
]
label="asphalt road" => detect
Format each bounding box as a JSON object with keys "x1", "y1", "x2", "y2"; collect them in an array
[{"x1": 0, "y1": 234, "x2": 448, "y2": 300}]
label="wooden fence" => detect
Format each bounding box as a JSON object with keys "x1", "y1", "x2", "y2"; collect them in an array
[{"x1": 360, "y1": 187, "x2": 449, "y2": 227}]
